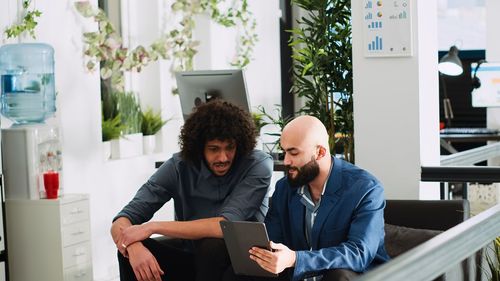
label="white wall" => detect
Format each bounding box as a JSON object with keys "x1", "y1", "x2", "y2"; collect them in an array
[
  {"x1": 352, "y1": 1, "x2": 441, "y2": 200},
  {"x1": 1, "y1": 1, "x2": 282, "y2": 280}
]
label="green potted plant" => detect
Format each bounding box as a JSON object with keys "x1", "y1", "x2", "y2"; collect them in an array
[
  {"x1": 485, "y1": 237, "x2": 500, "y2": 281},
  {"x1": 141, "y1": 107, "x2": 170, "y2": 154},
  {"x1": 256, "y1": 105, "x2": 292, "y2": 160},
  {"x1": 110, "y1": 91, "x2": 143, "y2": 159},
  {"x1": 252, "y1": 111, "x2": 268, "y2": 136},
  {"x1": 288, "y1": 0, "x2": 354, "y2": 162},
  {"x1": 101, "y1": 114, "x2": 124, "y2": 160}
]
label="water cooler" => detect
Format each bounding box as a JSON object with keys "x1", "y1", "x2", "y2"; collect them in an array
[
  {"x1": 0, "y1": 43, "x2": 61, "y2": 200},
  {"x1": 0, "y1": 43, "x2": 61, "y2": 281}
]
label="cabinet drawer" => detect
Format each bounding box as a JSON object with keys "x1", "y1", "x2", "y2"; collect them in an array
[
  {"x1": 63, "y1": 242, "x2": 92, "y2": 269},
  {"x1": 62, "y1": 221, "x2": 90, "y2": 247},
  {"x1": 61, "y1": 200, "x2": 89, "y2": 226},
  {"x1": 64, "y1": 263, "x2": 92, "y2": 281}
]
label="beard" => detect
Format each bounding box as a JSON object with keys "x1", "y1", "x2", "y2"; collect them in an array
[{"x1": 285, "y1": 156, "x2": 320, "y2": 187}]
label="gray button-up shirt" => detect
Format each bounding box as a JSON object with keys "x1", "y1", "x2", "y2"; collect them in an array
[{"x1": 115, "y1": 150, "x2": 273, "y2": 225}]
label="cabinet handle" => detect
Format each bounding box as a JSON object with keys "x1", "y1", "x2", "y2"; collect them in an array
[
  {"x1": 72, "y1": 252, "x2": 86, "y2": 257},
  {"x1": 74, "y1": 271, "x2": 87, "y2": 278},
  {"x1": 70, "y1": 208, "x2": 83, "y2": 214},
  {"x1": 71, "y1": 230, "x2": 85, "y2": 236}
]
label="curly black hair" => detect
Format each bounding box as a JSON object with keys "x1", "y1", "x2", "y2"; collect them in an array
[{"x1": 179, "y1": 100, "x2": 257, "y2": 164}]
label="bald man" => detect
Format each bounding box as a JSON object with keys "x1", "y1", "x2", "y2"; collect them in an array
[{"x1": 247, "y1": 115, "x2": 390, "y2": 281}]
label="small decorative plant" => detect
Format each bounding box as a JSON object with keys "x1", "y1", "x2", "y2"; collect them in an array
[
  {"x1": 141, "y1": 107, "x2": 170, "y2": 136},
  {"x1": 102, "y1": 114, "x2": 124, "y2": 142},
  {"x1": 256, "y1": 105, "x2": 293, "y2": 160},
  {"x1": 116, "y1": 92, "x2": 142, "y2": 135},
  {"x1": 486, "y1": 237, "x2": 500, "y2": 281},
  {"x1": 4, "y1": 0, "x2": 42, "y2": 39},
  {"x1": 256, "y1": 105, "x2": 292, "y2": 144},
  {"x1": 252, "y1": 111, "x2": 269, "y2": 136}
]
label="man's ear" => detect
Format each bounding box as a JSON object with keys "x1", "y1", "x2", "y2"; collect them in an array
[{"x1": 316, "y1": 145, "x2": 327, "y2": 160}]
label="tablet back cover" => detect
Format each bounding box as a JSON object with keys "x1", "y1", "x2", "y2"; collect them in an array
[{"x1": 220, "y1": 221, "x2": 278, "y2": 277}]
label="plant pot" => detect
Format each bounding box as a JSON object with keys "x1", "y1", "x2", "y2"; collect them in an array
[
  {"x1": 102, "y1": 141, "x2": 111, "y2": 161},
  {"x1": 143, "y1": 135, "x2": 156, "y2": 155},
  {"x1": 110, "y1": 133, "x2": 143, "y2": 159}
]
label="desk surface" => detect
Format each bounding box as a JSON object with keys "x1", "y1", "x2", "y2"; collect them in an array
[{"x1": 440, "y1": 133, "x2": 500, "y2": 143}]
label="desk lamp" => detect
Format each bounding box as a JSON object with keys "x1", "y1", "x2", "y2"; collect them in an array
[{"x1": 439, "y1": 45, "x2": 463, "y2": 127}]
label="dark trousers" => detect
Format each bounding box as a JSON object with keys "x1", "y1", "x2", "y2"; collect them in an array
[
  {"x1": 118, "y1": 237, "x2": 231, "y2": 281},
  {"x1": 223, "y1": 268, "x2": 359, "y2": 281}
]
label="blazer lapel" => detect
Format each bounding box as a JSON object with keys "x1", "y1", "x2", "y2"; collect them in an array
[{"x1": 311, "y1": 157, "x2": 343, "y2": 249}]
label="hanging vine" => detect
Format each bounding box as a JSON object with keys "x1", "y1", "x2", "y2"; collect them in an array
[
  {"x1": 74, "y1": 0, "x2": 258, "y2": 92},
  {"x1": 4, "y1": 0, "x2": 42, "y2": 39}
]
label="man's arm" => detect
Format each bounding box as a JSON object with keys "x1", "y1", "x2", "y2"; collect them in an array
[
  {"x1": 148, "y1": 217, "x2": 225, "y2": 239},
  {"x1": 219, "y1": 151, "x2": 273, "y2": 222},
  {"x1": 112, "y1": 217, "x2": 165, "y2": 281},
  {"x1": 119, "y1": 217, "x2": 225, "y2": 247},
  {"x1": 114, "y1": 158, "x2": 177, "y2": 225}
]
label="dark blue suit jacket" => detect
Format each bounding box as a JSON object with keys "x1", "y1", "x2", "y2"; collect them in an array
[{"x1": 265, "y1": 157, "x2": 390, "y2": 280}]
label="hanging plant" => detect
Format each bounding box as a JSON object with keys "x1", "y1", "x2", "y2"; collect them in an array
[
  {"x1": 4, "y1": 0, "x2": 42, "y2": 39},
  {"x1": 74, "y1": 0, "x2": 257, "y2": 93},
  {"x1": 75, "y1": 1, "x2": 173, "y2": 91}
]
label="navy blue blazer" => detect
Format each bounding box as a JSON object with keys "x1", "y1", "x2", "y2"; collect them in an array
[{"x1": 265, "y1": 157, "x2": 390, "y2": 280}]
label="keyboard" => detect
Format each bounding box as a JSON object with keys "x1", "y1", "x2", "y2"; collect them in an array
[{"x1": 440, "y1": 127, "x2": 499, "y2": 135}]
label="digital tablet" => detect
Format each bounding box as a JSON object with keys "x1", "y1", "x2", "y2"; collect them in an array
[{"x1": 220, "y1": 221, "x2": 278, "y2": 277}]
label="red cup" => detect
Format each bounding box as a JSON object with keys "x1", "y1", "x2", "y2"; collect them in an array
[{"x1": 43, "y1": 171, "x2": 59, "y2": 199}]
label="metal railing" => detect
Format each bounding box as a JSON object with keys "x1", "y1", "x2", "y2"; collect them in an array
[
  {"x1": 440, "y1": 142, "x2": 500, "y2": 166},
  {"x1": 355, "y1": 204, "x2": 500, "y2": 281}
]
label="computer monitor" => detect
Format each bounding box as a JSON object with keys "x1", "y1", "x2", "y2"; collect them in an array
[
  {"x1": 175, "y1": 69, "x2": 251, "y2": 120},
  {"x1": 471, "y1": 62, "x2": 500, "y2": 107}
]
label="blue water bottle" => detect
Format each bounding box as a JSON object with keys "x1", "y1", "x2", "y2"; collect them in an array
[{"x1": 0, "y1": 43, "x2": 56, "y2": 124}]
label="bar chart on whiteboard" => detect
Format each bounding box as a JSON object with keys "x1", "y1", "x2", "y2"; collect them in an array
[{"x1": 363, "y1": 0, "x2": 413, "y2": 57}]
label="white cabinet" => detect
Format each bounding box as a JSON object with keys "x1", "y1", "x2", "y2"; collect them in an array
[{"x1": 6, "y1": 194, "x2": 93, "y2": 281}]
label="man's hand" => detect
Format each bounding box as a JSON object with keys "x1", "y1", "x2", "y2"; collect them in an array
[
  {"x1": 118, "y1": 223, "x2": 154, "y2": 249},
  {"x1": 127, "y1": 243, "x2": 165, "y2": 281},
  {"x1": 111, "y1": 217, "x2": 133, "y2": 257},
  {"x1": 249, "y1": 241, "x2": 296, "y2": 274}
]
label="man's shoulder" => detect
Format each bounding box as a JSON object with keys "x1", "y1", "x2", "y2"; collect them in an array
[
  {"x1": 239, "y1": 149, "x2": 273, "y2": 167},
  {"x1": 338, "y1": 158, "x2": 379, "y2": 182},
  {"x1": 166, "y1": 152, "x2": 196, "y2": 173}
]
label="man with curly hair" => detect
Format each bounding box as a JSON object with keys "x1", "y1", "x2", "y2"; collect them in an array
[{"x1": 111, "y1": 100, "x2": 273, "y2": 281}]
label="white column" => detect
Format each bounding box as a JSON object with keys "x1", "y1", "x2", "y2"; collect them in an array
[
  {"x1": 486, "y1": 0, "x2": 500, "y2": 166},
  {"x1": 352, "y1": 1, "x2": 440, "y2": 199}
]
